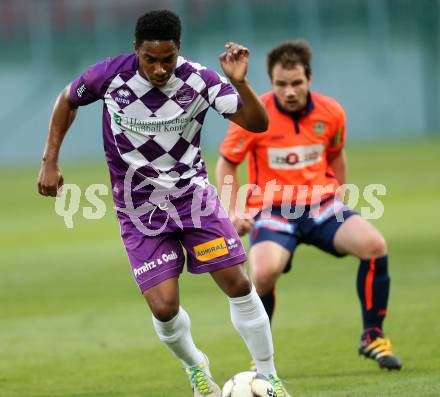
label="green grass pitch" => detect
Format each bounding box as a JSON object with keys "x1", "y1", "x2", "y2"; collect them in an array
[{"x1": 1, "y1": 138, "x2": 439, "y2": 396}]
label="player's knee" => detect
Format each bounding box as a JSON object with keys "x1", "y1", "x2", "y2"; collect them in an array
[
  {"x1": 150, "y1": 300, "x2": 179, "y2": 322},
  {"x1": 361, "y1": 234, "x2": 387, "y2": 259},
  {"x1": 252, "y1": 269, "x2": 277, "y2": 295},
  {"x1": 251, "y1": 264, "x2": 279, "y2": 291},
  {"x1": 227, "y1": 275, "x2": 252, "y2": 298}
]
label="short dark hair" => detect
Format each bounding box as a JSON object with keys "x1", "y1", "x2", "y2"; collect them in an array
[
  {"x1": 267, "y1": 40, "x2": 312, "y2": 80},
  {"x1": 135, "y1": 10, "x2": 181, "y2": 47}
]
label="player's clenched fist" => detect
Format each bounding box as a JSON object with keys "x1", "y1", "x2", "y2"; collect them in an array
[
  {"x1": 219, "y1": 42, "x2": 249, "y2": 86},
  {"x1": 37, "y1": 162, "x2": 64, "y2": 197}
]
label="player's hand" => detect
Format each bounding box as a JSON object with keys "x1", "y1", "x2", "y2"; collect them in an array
[
  {"x1": 37, "y1": 161, "x2": 64, "y2": 197},
  {"x1": 230, "y1": 211, "x2": 254, "y2": 237},
  {"x1": 219, "y1": 42, "x2": 249, "y2": 86}
]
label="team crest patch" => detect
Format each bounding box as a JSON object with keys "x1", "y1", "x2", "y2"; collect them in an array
[
  {"x1": 175, "y1": 88, "x2": 195, "y2": 106},
  {"x1": 194, "y1": 237, "x2": 229, "y2": 262},
  {"x1": 313, "y1": 121, "x2": 326, "y2": 135}
]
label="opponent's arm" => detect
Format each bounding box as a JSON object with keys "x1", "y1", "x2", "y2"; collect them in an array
[
  {"x1": 328, "y1": 150, "x2": 347, "y2": 185},
  {"x1": 219, "y1": 42, "x2": 268, "y2": 133},
  {"x1": 216, "y1": 157, "x2": 254, "y2": 236},
  {"x1": 37, "y1": 85, "x2": 78, "y2": 197}
]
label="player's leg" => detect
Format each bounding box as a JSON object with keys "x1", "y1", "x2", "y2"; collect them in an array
[
  {"x1": 250, "y1": 241, "x2": 292, "y2": 323},
  {"x1": 118, "y1": 210, "x2": 221, "y2": 396},
  {"x1": 304, "y1": 199, "x2": 401, "y2": 370},
  {"x1": 333, "y1": 215, "x2": 388, "y2": 333},
  {"x1": 333, "y1": 215, "x2": 401, "y2": 369},
  {"x1": 143, "y1": 277, "x2": 205, "y2": 367},
  {"x1": 183, "y1": 186, "x2": 292, "y2": 396},
  {"x1": 249, "y1": 208, "x2": 297, "y2": 324},
  {"x1": 210, "y1": 265, "x2": 291, "y2": 396},
  {"x1": 144, "y1": 278, "x2": 221, "y2": 396}
]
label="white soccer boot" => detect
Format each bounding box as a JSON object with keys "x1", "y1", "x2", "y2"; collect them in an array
[{"x1": 185, "y1": 353, "x2": 221, "y2": 397}]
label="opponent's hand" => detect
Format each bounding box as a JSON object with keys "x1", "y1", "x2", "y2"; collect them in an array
[
  {"x1": 219, "y1": 42, "x2": 249, "y2": 86},
  {"x1": 37, "y1": 161, "x2": 64, "y2": 197},
  {"x1": 230, "y1": 211, "x2": 254, "y2": 237}
]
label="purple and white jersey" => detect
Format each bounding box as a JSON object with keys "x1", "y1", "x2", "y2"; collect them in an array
[{"x1": 70, "y1": 54, "x2": 241, "y2": 209}]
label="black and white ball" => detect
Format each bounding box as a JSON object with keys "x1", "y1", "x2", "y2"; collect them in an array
[{"x1": 222, "y1": 371, "x2": 277, "y2": 397}]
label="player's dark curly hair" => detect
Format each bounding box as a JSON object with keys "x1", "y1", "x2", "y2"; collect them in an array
[
  {"x1": 135, "y1": 10, "x2": 181, "y2": 47},
  {"x1": 267, "y1": 40, "x2": 312, "y2": 80}
]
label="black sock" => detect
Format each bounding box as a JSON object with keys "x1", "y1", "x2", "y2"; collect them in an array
[
  {"x1": 357, "y1": 256, "x2": 390, "y2": 336},
  {"x1": 260, "y1": 289, "x2": 276, "y2": 324}
]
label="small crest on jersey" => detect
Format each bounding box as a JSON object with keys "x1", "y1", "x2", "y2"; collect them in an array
[
  {"x1": 313, "y1": 121, "x2": 326, "y2": 135},
  {"x1": 175, "y1": 88, "x2": 195, "y2": 106}
]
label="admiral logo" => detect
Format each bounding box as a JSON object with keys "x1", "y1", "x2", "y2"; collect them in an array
[
  {"x1": 76, "y1": 83, "x2": 87, "y2": 99},
  {"x1": 194, "y1": 237, "x2": 229, "y2": 262},
  {"x1": 268, "y1": 144, "x2": 324, "y2": 170}
]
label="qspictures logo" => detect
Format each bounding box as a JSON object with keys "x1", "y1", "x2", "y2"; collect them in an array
[{"x1": 194, "y1": 237, "x2": 229, "y2": 262}]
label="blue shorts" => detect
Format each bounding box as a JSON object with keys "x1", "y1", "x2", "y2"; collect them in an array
[{"x1": 249, "y1": 196, "x2": 357, "y2": 273}]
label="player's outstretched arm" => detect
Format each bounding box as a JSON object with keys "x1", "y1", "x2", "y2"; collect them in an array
[
  {"x1": 219, "y1": 42, "x2": 268, "y2": 132},
  {"x1": 37, "y1": 85, "x2": 78, "y2": 197}
]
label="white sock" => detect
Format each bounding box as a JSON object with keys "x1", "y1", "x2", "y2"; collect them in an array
[
  {"x1": 152, "y1": 306, "x2": 204, "y2": 367},
  {"x1": 228, "y1": 285, "x2": 277, "y2": 377}
]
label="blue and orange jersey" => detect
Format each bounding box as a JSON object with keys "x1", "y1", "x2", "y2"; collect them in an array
[{"x1": 220, "y1": 91, "x2": 346, "y2": 210}]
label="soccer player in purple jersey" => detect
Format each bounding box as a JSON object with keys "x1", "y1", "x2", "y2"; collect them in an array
[{"x1": 37, "y1": 10, "x2": 291, "y2": 397}]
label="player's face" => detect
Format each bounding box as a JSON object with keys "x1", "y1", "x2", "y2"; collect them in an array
[
  {"x1": 136, "y1": 40, "x2": 179, "y2": 87},
  {"x1": 271, "y1": 63, "x2": 311, "y2": 113}
]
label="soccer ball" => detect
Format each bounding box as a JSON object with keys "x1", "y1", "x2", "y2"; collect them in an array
[{"x1": 222, "y1": 371, "x2": 277, "y2": 397}]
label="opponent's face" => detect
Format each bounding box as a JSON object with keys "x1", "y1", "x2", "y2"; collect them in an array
[
  {"x1": 136, "y1": 40, "x2": 179, "y2": 87},
  {"x1": 271, "y1": 63, "x2": 311, "y2": 113}
]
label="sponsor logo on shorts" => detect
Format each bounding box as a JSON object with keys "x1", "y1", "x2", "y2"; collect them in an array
[
  {"x1": 268, "y1": 144, "x2": 324, "y2": 170},
  {"x1": 194, "y1": 237, "x2": 229, "y2": 262},
  {"x1": 226, "y1": 237, "x2": 239, "y2": 250},
  {"x1": 310, "y1": 199, "x2": 346, "y2": 224},
  {"x1": 254, "y1": 217, "x2": 295, "y2": 234},
  {"x1": 133, "y1": 250, "x2": 178, "y2": 277}
]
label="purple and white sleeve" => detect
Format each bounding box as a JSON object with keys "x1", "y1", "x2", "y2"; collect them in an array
[
  {"x1": 201, "y1": 69, "x2": 243, "y2": 118},
  {"x1": 69, "y1": 59, "x2": 110, "y2": 107}
]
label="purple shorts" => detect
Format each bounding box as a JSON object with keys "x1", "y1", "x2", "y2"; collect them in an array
[{"x1": 116, "y1": 184, "x2": 247, "y2": 293}]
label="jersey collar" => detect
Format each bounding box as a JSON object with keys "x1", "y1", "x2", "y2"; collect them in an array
[{"x1": 273, "y1": 92, "x2": 314, "y2": 121}]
